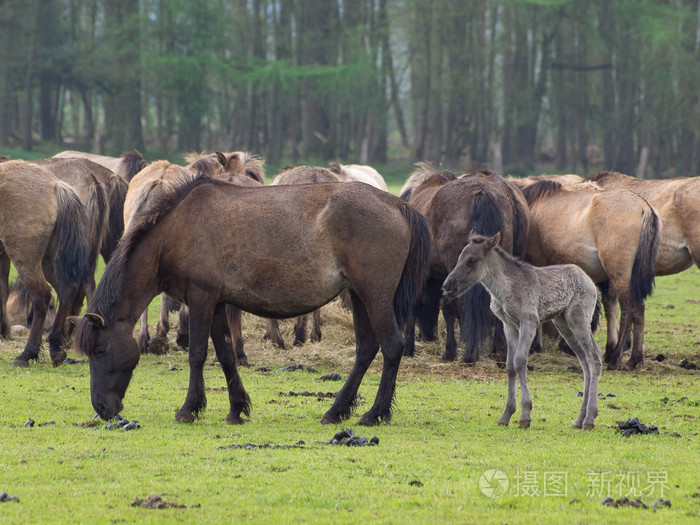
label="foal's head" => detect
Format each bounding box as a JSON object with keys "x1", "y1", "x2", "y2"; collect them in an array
[{"x1": 442, "y1": 232, "x2": 501, "y2": 300}]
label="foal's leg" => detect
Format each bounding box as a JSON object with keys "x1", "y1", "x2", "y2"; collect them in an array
[
  {"x1": 553, "y1": 316, "x2": 592, "y2": 429},
  {"x1": 321, "y1": 292, "x2": 380, "y2": 424},
  {"x1": 210, "y1": 303, "x2": 251, "y2": 424},
  {"x1": 174, "y1": 295, "x2": 214, "y2": 423},
  {"x1": 513, "y1": 322, "x2": 537, "y2": 428},
  {"x1": 0, "y1": 252, "x2": 11, "y2": 338},
  {"x1": 497, "y1": 322, "x2": 519, "y2": 427},
  {"x1": 156, "y1": 292, "x2": 171, "y2": 339}
]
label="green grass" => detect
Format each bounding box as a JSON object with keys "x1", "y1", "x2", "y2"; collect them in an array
[{"x1": 0, "y1": 264, "x2": 698, "y2": 523}]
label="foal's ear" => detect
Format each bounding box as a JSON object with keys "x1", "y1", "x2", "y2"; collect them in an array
[
  {"x1": 84, "y1": 313, "x2": 106, "y2": 328},
  {"x1": 488, "y1": 231, "x2": 502, "y2": 248}
]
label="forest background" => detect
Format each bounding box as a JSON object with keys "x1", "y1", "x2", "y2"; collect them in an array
[{"x1": 1, "y1": 0, "x2": 699, "y2": 179}]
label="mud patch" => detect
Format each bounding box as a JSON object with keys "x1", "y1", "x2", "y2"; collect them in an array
[{"x1": 131, "y1": 495, "x2": 190, "y2": 509}]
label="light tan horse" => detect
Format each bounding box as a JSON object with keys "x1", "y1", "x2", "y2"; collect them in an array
[
  {"x1": 595, "y1": 171, "x2": 700, "y2": 274},
  {"x1": 53, "y1": 150, "x2": 140, "y2": 183},
  {"x1": 329, "y1": 162, "x2": 388, "y2": 191},
  {"x1": 0, "y1": 160, "x2": 92, "y2": 366},
  {"x1": 515, "y1": 179, "x2": 660, "y2": 370}
]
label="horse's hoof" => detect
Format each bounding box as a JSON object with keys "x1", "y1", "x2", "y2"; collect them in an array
[
  {"x1": 173, "y1": 410, "x2": 196, "y2": 423},
  {"x1": 11, "y1": 357, "x2": 31, "y2": 367},
  {"x1": 175, "y1": 334, "x2": 189, "y2": 348},
  {"x1": 441, "y1": 353, "x2": 456, "y2": 362},
  {"x1": 582, "y1": 423, "x2": 595, "y2": 430},
  {"x1": 497, "y1": 420, "x2": 509, "y2": 427},
  {"x1": 571, "y1": 422, "x2": 583, "y2": 429},
  {"x1": 519, "y1": 420, "x2": 531, "y2": 429},
  {"x1": 623, "y1": 360, "x2": 640, "y2": 371},
  {"x1": 51, "y1": 350, "x2": 67, "y2": 367},
  {"x1": 357, "y1": 413, "x2": 383, "y2": 426},
  {"x1": 320, "y1": 413, "x2": 342, "y2": 425},
  {"x1": 236, "y1": 356, "x2": 249, "y2": 367},
  {"x1": 225, "y1": 413, "x2": 245, "y2": 425}
]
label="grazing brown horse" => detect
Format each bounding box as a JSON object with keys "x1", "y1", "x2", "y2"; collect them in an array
[
  {"x1": 516, "y1": 179, "x2": 660, "y2": 370},
  {"x1": 404, "y1": 165, "x2": 530, "y2": 362},
  {"x1": 72, "y1": 176, "x2": 430, "y2": 425},
  {"x1": 264, "y1": 166, "x2": 342, "y2": 349},
  {"x1": 0, "y1": 160, "x2": 91, "y2": 366}
]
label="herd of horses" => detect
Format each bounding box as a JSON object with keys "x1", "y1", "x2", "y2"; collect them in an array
[{"x1": 0, "y1": 149, "x2": 698, "y2": 430}]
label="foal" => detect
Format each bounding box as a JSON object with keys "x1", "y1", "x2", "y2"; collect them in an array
[{"x1": 442, "y1": 233, "x2": 602, "y2": 429}]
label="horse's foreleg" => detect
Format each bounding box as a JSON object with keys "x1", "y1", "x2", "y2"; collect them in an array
[
  {"x1": 225, "y1": 304, "x2": 246, "y2": 366},
  {"x1": 47, "y1": 284, "x2": 78, "y2": 366},
  {"x1": 137, "y1": 309, "x2": 149, "y2": 353},
  {"x1": 176, "y1": 305, "x2": 190, "y2": 348},
  {"x1": 497, "y1": 323, "x2": 518, "y2": 427},
  {"x1": 264, "y1": 318, "x2": 286, "y2": 349},
  {"x1": 624, "y1": 302, "x2": 646, "y2": 371},
  {"x1": 174, "y1": 297, "x2": 214, "y2": 423},
  {"x1": 514, "y1": 323, "x2": 536, "y2": 428},
  {"x1": 210, "y1": 303, "x2": 250, "y2": 424},
  {"x1": 156, "y1": 292, "x2": 171, "y2": 338},
  {"x1": 441, "y1": 298, "x2": 459, "y2": 361},
  {"x1": 322, "y1": 293, "x2": 380, "y2": 425},
  {"x1": 415, "y1": 278, "x2": 441, "y2": 342}
]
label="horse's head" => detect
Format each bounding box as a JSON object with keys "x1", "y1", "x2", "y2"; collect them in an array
[
  {"x1": 73, "y1": 313, "x2": 140, "y2": 420},
  {"x1": 442, "y1": 232, "x2": 501, "y2": 300}
]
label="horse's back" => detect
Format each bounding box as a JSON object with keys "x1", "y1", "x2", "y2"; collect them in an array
[{"x1": 53, "y1": 150, "x2": 122, "y2": 173}]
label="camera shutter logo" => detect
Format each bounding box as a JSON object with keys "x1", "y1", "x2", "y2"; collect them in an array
[{"x1": 479, "y1": 469, "x2": 509, "y2": 498}]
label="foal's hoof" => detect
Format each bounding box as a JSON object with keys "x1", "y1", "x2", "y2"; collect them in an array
[
  {"x1": 173, "y1": 409, "x2": 196, "y2": 423},
  {"x1": 11, "y1": 357, "x2": 31, "y2": 368},
  {"x1": 519, "y1": 420, "x2": 531, "y2": 429},
  {"x1": 50, "y1": 350, "x2": 67, "y2": 367}
]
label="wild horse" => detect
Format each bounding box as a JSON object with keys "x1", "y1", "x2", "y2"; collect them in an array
[
  {"x1": 73, "y1": 176, "x2": 430, "y2": 425},
  {"x1": 0, "y1": 160, "x2": 92, "y2": 366},
  {"x1": 443, "y1": 233, "x2": 602, "y2": 429}
]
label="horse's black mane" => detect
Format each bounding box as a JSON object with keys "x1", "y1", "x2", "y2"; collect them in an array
[
  {"x1": 119, "y1": 150, "x2": 147, "y2": 182},
  {"x1": 521, "y1": 179, "x2": 562, "y2": 205},
  {"x1": 88, "y1": 173, "x2": 216, "y2": 323}
]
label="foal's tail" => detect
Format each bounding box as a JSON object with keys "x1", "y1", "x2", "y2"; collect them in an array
[
  {"x1": 461, "y1": 191, "x2": 504, "y2": 362},
  {"x1": 630, "y1": 204, "x2": 660, "y2": 304},
  {"x1": 394, "y1": 202, "x2": 431, "y2": 330},
  {"x1": 53, "y1": 182, "x2": 92, "y2": 300}
]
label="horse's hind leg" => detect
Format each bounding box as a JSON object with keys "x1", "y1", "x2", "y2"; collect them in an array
[
  {"x1": 156, "y1": 293, "x2": 171, "y2": 338},
  {"x1": 624, "y1": 302, "x2": 646, "y2": 371},
  {"x1": 137, "y1": 309, "x2": 150, "y2": 353},
  {"x1": 310, "y1": 308, "x2": 322, "y2": 343},
  {"x1": 210, "y1": 303, "x2": 250, "y2": 424},
  {"x1": 176, "y1": 305, "x2": 189, "y2": 348},
  {"x1": 441, "y1": 297, "x2": 460, "y2": 361},
  {"x1": 225, "y1": 304, "x2": 246, "y2": 366},
  {"x1": 12, "y1": 270, "x2": 52, "y2": 367},
  {"x1": 601, "y1": 287, "x2": 621, "y2": 368},
  {"x1": 174, "y1": 294, "x2": 214, "y2": 423},
  {"x1": 293, "y1": 314, "x2": 307, "y2": 346},
  {"x1": 321, "y1": 292, "x2": 380, "y2": 425}
]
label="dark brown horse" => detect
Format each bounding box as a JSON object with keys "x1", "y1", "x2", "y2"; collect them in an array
[
  {"x1": 73, "y1": 176, "x2": 430, "y2": 425},
  {"x1": 516, "y1": 179, "x2": 660, "y2": 370},
  {"x1": 404, "y1": 165, "x2": 530, "y2": 362},
  {"x1": 264, "y1": 165, "x2": 342, "y2": 348},
  {"x1": 0, "y1": 160, "x2": 92, "y2": 366}
]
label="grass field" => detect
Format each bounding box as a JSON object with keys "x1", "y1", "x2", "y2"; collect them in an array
[{"x1": 0, "y1": 257, "x2": 698, "y2": 523}]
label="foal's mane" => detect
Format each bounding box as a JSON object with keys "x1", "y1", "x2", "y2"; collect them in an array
[
  {"x1": 470, "y1": 233, "x2": 528, "y2": 269},
  {"x1": 521, "y1": 179, "x2": 562, "y2": 205}
]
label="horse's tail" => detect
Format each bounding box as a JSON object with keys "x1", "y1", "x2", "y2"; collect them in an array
[
  {"x1": 117, "y1": 150, "x2": 146, "y2": 182},
  {"x1": 461, "y1": 190, "x2": 504, "y2": 362},
  {"x1": 630, "y1": 204, "x2": 660, "y2": 303},
  {"x1": 53, "y1": 182, "x2": 92, "y2": 300},
  {"x1": 84, "y1": 172, "x2": 110, "y2": 271},
  {"x1": 591, "y1": 291, "x2": 602, "y2": 333},
  {"x1": 102, "y1": 176, "x2": 128, "y2": 262},
  {"x1": 394, "y1": 202, "x2": 431, "y2": 330}
]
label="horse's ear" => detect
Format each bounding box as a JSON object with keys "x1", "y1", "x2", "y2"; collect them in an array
[
  {"x1": 66, "y1": 316, "x2": 81, "y2": 329},
  {"x1": 215, "y1": 151, "x2": 226, "y2": 167},
  {"x1": 84, "y1": 313, "x2": 106, "y2": 328}
]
